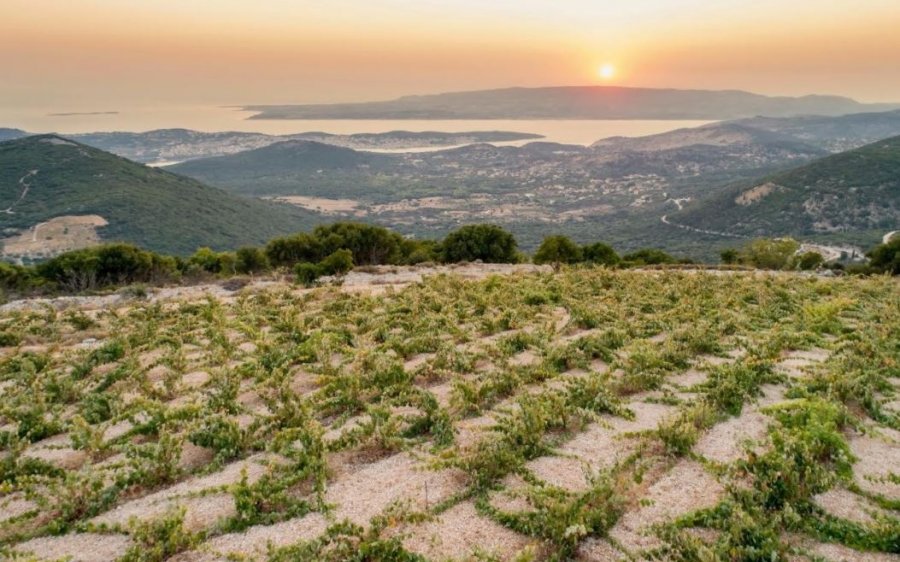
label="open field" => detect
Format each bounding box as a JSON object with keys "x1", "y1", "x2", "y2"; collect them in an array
[{"x1": 0, "y1": 268, "x2": 898, "y2": 561}]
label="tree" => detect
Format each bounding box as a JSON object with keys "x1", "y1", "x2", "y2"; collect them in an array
[
  {"x1": 313, "y1": 222, "x2": 404, "y2": 265},
  {"x1": 738, "y1": 238, "x2": 800, "y2": 270},
  {"x1": 794, "y1": 251, "x2": 824, "y2": 271},
  {"x1": 720, "y1": 248, "x2": 739, "y2": 265},
  {"x1": 533, "y1": 235, "x2": 582, "y2": 265},
  {"x1": 868, "y1": 238, "x2": 900, "y2": 274},
  {"x1": 622, "y1": 248, "x2": 677, "y2": 266},
  {"x1": 318, "y1": 249, "x2": 354, "y2": 276},
  {"x1": 440, "y1": 224, "x2": 519, "y2": 263},
  {"x1": 235, "y1": 247, "x2": 270, "y2": 274},
  {"x1": 582, "y1": 242, "x2": 620, "y2": 266},
  {"x1": 265, "y1": 233, "x2": 323, "y2": 268}
]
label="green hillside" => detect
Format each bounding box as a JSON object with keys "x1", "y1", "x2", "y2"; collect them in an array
[
  {"x1": 672, "y1": 135, "x2": 900, "y2": 246},
  {"x1": 0, "y1": 135, "x2": 321, "y2": 256}
]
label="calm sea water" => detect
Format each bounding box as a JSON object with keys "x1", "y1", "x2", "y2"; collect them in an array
[{"x1": 3, "y1": 105, "x2": 712, "y2": 147}]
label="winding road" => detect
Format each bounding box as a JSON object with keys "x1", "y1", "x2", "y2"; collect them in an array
[{"x1": 3, "y1": 169, "x2": 38, "y2": 214}]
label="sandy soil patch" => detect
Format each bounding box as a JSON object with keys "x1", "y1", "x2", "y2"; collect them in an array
[
  {"x1": 812, "y1": 488, "x2": 893, "y2": 526},
  {"x1": 1, "y1": 215, "x2": 108, "y2": 260},
  {"x1": 177, "y1": 513, "x2": 330, "y2": 562},
  {"x1": 784, "y1": 533, "x2": 899, "y2": 562},
  {"x1": 91, "y1": 454, "x2": 279, "y2": 527},
  {"x1": 268, "y1": 195, "x2": 361, "y2": 214},
  {"x1": 402, "y1": 501, "x2": 539, "y2": 561},
  {"x1": 735, "y1": 182, "x2": 779, "y2": 206},
  {"x1": 693, "y1": 409, "x2": 770, "y2": 464},
  {"x1": 608, "y1": 460, "x2": 724, "y2": 554},
  {"x1": 577, "y1": 538, "x2": 628, "y2": 561},
  {"x1": 324, "y1": 453, "x2": 466, "y2": 525},
  {"x1": 847, "y1": 433, "x2": 900, "y2": 500},
  {"x1": 13, "y1": 532, "x2": 132, "y2": 562}
]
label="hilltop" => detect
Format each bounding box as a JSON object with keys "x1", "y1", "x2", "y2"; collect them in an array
[
  {"x1": 243, "y1": 85, "x2": 898, "y2": 120},
  {"x1": 0, "y1": 135, "x2": 320, "y2": 259},
  {"x1": 671, "y1": 135, "x2": 900, "y2": 245}
]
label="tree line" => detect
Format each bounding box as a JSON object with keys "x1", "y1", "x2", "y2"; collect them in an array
[{"x1": 1, "y1": 222, "x2": 897, "y2": 298}]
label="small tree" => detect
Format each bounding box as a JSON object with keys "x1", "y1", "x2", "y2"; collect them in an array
[
  {"x1": 582, "y1": 242, "x2": 620, "y2": 266},
  {"x1": 318, "y1": 249, "x2": 354, "y2": 276},
  {"x1": 794, "y1": 251, "x2": 824, "y2": 271},
  {"x1": 235, "y1": 247, "x2": 270, "y2": 275},
  {"x1": 738, "y1": 238, "x2": 800, "y2": 270},
  {"x1": 533, "y1": 235, "x2": 583, "y2": 265},
  {"x1": 868, "y1": 238, "x2": 900, "y2": 274},
  {"x1": 720, "y1": 248, "x2": 739, "y2": 265},
  {"x1": 440, "y1": 224, "x2": 519, "y2": 263},
  {"x1": 622, "y1": 248, "x2": 677, "y2": 266}
]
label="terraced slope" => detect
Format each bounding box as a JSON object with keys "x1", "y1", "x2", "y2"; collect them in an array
[{"x1": 0, "y1": 268, "x2": 898, "y2": 561}]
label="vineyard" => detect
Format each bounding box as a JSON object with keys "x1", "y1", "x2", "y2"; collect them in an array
[{"x1": 0, "y1": 268, "x2": 898, "y2": 561}]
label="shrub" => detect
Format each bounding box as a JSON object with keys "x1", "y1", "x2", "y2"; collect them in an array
[
  {"x1": 622, "y1": 248, "x2": 677, "y2": 265},
  {"x1": 294, "y1": 263, "x2": 322, "y2": 286},
  {"x1": 235, "y1": 246, "x2": 270, "y2": 274},
  {"x1": 738, "y1": 238, "x2": 800, "y2": 270},
  {"x1": 533, "y1": 235, "x2": 583, "y2": 265},
  {"x1": 867, "y1": 238, "x2": 900, "y2": 274},
  {"x1": 582, "y1": 242, "x2": 620, "y2": 266},
  {"x1": 794, "y1": 251, "x2": 824, "y2": 271},
  {"x1": 720, "y1": 248, "x2": 739, "y2": 264},
  {"x1": 440, "y1": 224, "x2": 519, "y2": 263},
  {"x1": 265, "y1": 232, "x2": 324, "y2": 268},
  {"x1": 313, "y1": 222, "x2": 404, "y2": 265},
  {"x1": 318, "y1": 249, "x2": 354, "y2": 276},
  {"x1": 37, "y1": 244, "x2": 176, "y2": 290}
]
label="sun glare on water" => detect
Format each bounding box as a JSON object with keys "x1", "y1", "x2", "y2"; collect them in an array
[{"x1": 598, "y1": 63, "x2": 616, "y2": 80}]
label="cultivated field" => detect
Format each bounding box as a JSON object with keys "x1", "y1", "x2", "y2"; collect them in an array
[{"x1": 0, "y1": 268, "x2": 898, "y2": 561}]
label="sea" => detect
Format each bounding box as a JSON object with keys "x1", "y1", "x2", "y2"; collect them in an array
[{"x1": 3, "y1": 105, "x2": 713, "y2": 148}]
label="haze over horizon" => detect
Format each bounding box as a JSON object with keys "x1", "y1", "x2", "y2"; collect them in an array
[{"x1": 3, "y1": 0, "x2": 900, "y2": 117}]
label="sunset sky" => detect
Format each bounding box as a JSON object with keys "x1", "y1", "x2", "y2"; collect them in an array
[{"x1": 3, "y1": 0, "x2": 900, "y2": 111}]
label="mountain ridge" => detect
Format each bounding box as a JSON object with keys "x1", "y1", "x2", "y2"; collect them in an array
[{"x1": 243, "y1": 85, "x2": 899, "y2": 120}]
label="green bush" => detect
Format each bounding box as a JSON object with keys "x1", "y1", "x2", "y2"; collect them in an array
[
  {"x1": 318, "y1": 249, "x2": 354, "y2": 276},
  {"x1": 867, "y1": 238, "x2": 900, "y2": 274},
  {"x1": 582, "y1": 242, "x2": 620, "y2": 266},
  {"x1": 622, "y1": 248, "x2": 677, "y2": 265},
  {"x1": 794, "y1": 251, "x2": 825, "y2": 271},
  {"x1": 37, "y1": 244, "x2": 177, "y2": 290},
  {"x1": 294, "y1": 263, "x2": 322, "y2": 286},
  {"x1": 533, "y1": 235, "x2": 583, "y2": 265},
  {"x1": 235, "y1": 246, "x2": 270, "y2": 274},
  {"x1": 313, "y1": 222, "x2": 404, "y2": 265},
  {"x1": 265, "y1": 232, "x2": 324, "y2": 268},
  {"x1": 738, "y1": 238, "x2": 801, "y2": 270},
  {"x1": 440, "y1": 224, "x2": 519, "y2": 263}
]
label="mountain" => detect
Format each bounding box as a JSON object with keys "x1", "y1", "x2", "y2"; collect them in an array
[
  {"x1": 243, "y1": 86, "x2": 898, "y2": 120},
  {"x1": 169, "y1": 140, "x2": 397, "y2": 197},
  {"x1": 734, "y1": 110, "x2": 900, "y2": 152},
  {"x1": 0, "y1": 128, "x2": 28, "y2": 142},
  {"x1": 7, "y1": 129, "x2": 543, "y2": 165},
  {"x1": 0, "y1": 135, "x2": 320, "y2": 259},
  {"x1": 670, "y1": 135, "x2": 900, "y2": 245},
  {"x1": 591, "y1": 122, "x2": 824, "y2": 153}
]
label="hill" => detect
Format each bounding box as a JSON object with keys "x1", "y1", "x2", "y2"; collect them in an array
[
  {"x1": 169, "y1": 140, "x2": 398, "y2": 197},
  {"x1": 735, "y1": 110, "x2": 900, "y2": 152},
  {"x1": 5, "y1": 129, "x2": 543, "y2": 165},
  {"x1": 0, "y1": 135, "x2": 321, "y2": 259},
  {"x1": 243, "y1": 85, "x2": 898, "y2": 120},
  {"x1": 671, "y1": 135, "x2": 900, "y2": 245},
  {"x1": 0, "y1": 128, "x2": 28, "y2": 142}
]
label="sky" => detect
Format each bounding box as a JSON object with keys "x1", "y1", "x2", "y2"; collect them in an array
[{"x1": 3, "y1": 0, "x2": 900, "y2": 112}]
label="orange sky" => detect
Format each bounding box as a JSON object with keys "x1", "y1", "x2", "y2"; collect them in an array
[{"x1": 2, "y1": 0, "x2": 900, "y2": 110}]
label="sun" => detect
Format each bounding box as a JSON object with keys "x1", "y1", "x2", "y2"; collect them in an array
[{"x1": 598, "y1": 63, "x2": 616, "y2": 80}]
